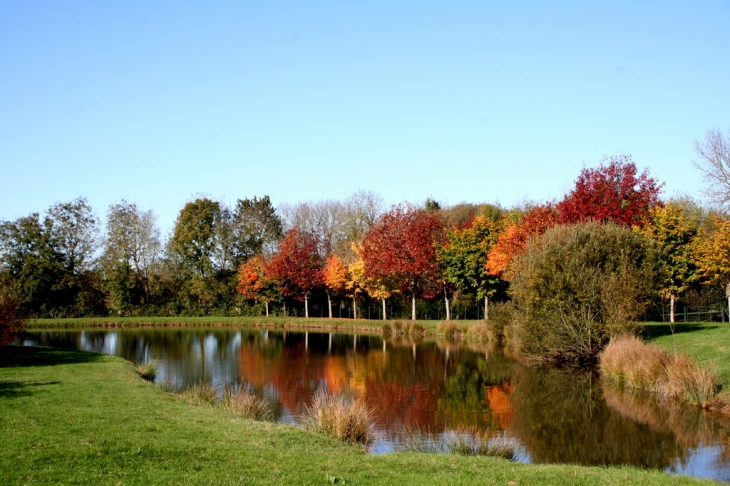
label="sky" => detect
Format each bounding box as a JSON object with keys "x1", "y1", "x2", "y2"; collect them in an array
[{"x1": 1, "y1": 1, "x2": 729, "y2": 233}]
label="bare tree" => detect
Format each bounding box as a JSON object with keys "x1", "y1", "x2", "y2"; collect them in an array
[{"x1": 693, "y1": 128, "x2": 730, "y2": 209}]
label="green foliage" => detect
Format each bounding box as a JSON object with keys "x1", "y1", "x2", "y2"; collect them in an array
[
  {"x1": 509, "y1": 222, "x2": 660, "y2": 362},
  {"x1": 169, "y1": 198, "x2": 221, "y2": 279},
  {"x1": 0, "y1": 276, "x2": 25, "y2": 344}
]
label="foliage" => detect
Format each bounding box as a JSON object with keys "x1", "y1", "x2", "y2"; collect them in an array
[
  {"x1": 0, "y1": 276, "x2": 25, "y2": 344},
  {"x1": 556, "y1": 154, "x2": 663, "y2": 226},
  {"x1": 486, "y1": 205, "x2": 558, "y2": 279},
  {"x1": 635, "y1": 203, "x2": 700, "y2": 320},
  {"x1": 266, "y1": 228, "x2": 324, "y2": 304},
  {"x1": 231, "y1": 195, "x2": 283, "y2": 265},
  {"x1": 324, "y1": 254, "x2": 349, "y2": 298},
  {"x1": 437, "y1": 215, "x2": 502, "y2": 307},
  {"x1": 509, "y1": 222, "x2": 660, "y2": 362},
  {"x1": 169, "y1": 198, "x2": 221, "y2": 278},
  {"x1": 693, "y1": 216, "x2": 730, "y2": 302},
  {"x1": 236, "y1": 254, "x2": 281, "y2": 313},
  {"x1": 361, "y1": 204, "x2": 444, "y2": 319}
]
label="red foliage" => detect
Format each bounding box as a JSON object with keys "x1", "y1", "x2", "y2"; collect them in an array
[
  {"x1": 360, "y1": 204, "x2": 444, "y2": 297},
  {"x1": 265, "y1": 228, "x2": 324, "y2": 301},
  {"x1": 557, "y1": 155, "x2": 663, "y2": 226},
  {"x1": 486, "y1": 205, "x2": 558, "y2": 278}
]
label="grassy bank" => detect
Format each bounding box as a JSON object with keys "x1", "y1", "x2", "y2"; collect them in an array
[
  {"x1": 643, "y1": 322, "x2": 730, "y2": 389},
  {"x1": 0, "y1": 346, "x2": 714, "y2": 485}
]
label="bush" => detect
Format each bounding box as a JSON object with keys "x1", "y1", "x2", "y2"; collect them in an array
[{"x1": 508, "y1": 222, "x2": 659, "y2": 363}]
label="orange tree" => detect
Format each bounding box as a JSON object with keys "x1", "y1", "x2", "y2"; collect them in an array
[
  {"x1": 265, "y1": 228, "x2": 324, "y2": 318},
  {"x1": 361, "y1": 204, "x2": 443, "y2": 320},
  {"x1": 236, "y1": 255, "x2": 280, "y2": 317},
  {"x1": 323, "y1": 254, "x2": 348, "y2": 318}
]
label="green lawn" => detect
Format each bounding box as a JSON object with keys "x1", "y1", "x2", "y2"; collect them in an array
[
  {"x1": 643, "y1": 322, "x2": 730, "y2": 388},
  {"x1": 0, "y1": 345, "x2": 714, "y2": 485}
]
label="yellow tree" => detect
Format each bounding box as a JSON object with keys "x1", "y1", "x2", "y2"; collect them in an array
[
  {"x1": 323, "y1": 254, "x2": 348, "y2": 318},
  {"x1": 636, "y1": 203, "x2": 699, "y2": 322},
  {"x1": 694, "y1": 216, "x2": 730, "y2": 314},
  {"x1": 349, "y1": 244, "x2": 397, "y2": 320}
]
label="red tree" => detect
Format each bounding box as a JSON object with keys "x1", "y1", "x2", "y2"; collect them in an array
[
  {"x1": 557, "y1": 154, "x2": 663, "y2": 226},
  {"x1": 265, "y1": 228, "x2": 324, "y2": 318},
  {"x1": 361, "y1": 204, "x2": 444, "y2": 320}
]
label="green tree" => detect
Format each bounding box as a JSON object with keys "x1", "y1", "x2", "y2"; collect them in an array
[
  {"x1": 509, "y1": 222, "x2": 659, "y2": 363},
  {"x1": 231, "y1": 195, "x2": 283, "y2": 266},
  {"x1": 437, "y1": 215, "x2": 502, "y2": 320},
  {"x1": 170, "y1": 198, "x2": 221, "y2": 279}
]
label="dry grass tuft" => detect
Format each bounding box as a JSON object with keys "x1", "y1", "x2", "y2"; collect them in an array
[
  {"x1": 381, "y1": 322, "x2": 393, "y2": 337},
  {"x1": 600, "y1": 335, "x2": 719, "y2": 408},
  {"x1": 220, "y1": 385, "x2": 273, "y2": 421},
  {"x1": 135, "y1": 361, "x2": 158, "y2": 381},
  {"x1": 466, "y1": 323, "x2": 494, "y2": 343},
  {"x1": 437, "y1": 321, "x2": 462, "y2": 341},
  {"x1": 301, "y1": 389, "x2": 376, "y2": 448},
  {"x1": 179, "y1": 382, "x2": 218, "y2": 406},
  {"x1": 398, "y1": 424, "x2": 517, "y2": 459},
  {"x1": 409, "y1": 323, "x2": 425, "y2": 339}
]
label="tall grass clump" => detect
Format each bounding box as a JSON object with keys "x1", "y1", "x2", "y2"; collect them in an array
[
  {"x1": 220, "y1": 385, "x2": 273, "y2": 421},
  {"x1": 600, "y1": 335, "x2": 719, "y2": 408},
  {"x1": 399, "y1": 425, "x2": 517, "y2": 460},
  {"x1": 437, "y1": 321, "x2": 462, "y2": 341},
  {"x1": 381, "y1": 322, "x2": 393, "y2": 337},
  {"x1": 179, "y1": 382, "x2": 219, "y2": 406},
  {"x1": 409, "y1": 322, "x2": 425, "y2": 339},
  {"x1": 466, "y1": 322, "x2": 494, "y2": 342},
  {"x1": 301, "y1": 389, "x2": 376, "y2": 448},
  {"x1": 135, "y1": 361, "x2": 158, "y2": 381}
]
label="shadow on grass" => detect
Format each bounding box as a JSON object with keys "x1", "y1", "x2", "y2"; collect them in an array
[
  {"x1": 0, "y1": 380, "x2": 61, "y2": 398},
  {"x1": 0, "y1": 346, "x2": 104, "y2": 368},
  {"x1": 641, "y1": 323, "x2": 721, "y2": 340}
]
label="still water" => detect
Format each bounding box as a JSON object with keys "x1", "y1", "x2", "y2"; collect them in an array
[{"x1": 21, "y1": 328, "x2": 730, "y2": 483}]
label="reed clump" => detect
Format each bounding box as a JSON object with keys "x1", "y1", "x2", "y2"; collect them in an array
[
  {"x1": 437, "y1": 321, "x2": 463, "y2": 341},
  {"x1": 381, "y1": 322, "x2": 393, "y2": 337},
  {"x1": 466, "y1": 323, "x2": 494, "y2": 342},
  {"x1": 399, "y1": 424, "x2": 517, "y2": 459},
  {"x1": 135, "y1": 361, "x2": 158, "y2": 381},
  {"x1": 409, "y1": 323, "x2": 425, "y2": 339},
  {"x1": 600, "y1": 335, "x2": 719, "y2": 408},
  {"x1": 179, "y1": 382, "x2": 218, "y2": 406},
  {"x1": 301, "y1": 389, "x2": 376, "y2": 448},
  {"x1": 220, "y1": 386, "x2": 273, "y2": 421}
]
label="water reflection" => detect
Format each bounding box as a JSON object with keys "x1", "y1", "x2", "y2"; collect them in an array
[{"x1": 20, "y1": 328, "x2": 730, "y2": 482}]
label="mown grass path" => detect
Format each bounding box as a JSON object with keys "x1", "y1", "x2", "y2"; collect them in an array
[{"x1": 0, "y1": 345, "x2": 716, "y2": 485}]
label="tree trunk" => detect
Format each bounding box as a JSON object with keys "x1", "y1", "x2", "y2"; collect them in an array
[
  {"x1": 305, "y1": 296, "x2": 309, "y2": 318},
  {"x1": 382, "y1": 299, "x2": 387, "y2": 320},
  {"x1": 352, "y1": 297, "x2": 357, "y2": 319},
  {"x1": 327, "y1": 291, "x2": 333, "y2": 318},
  {"x1": 444, "y1": 290, "x2": 451, "y2": 321},
  {"x1": 265, "y1": 301, "x2": 269, "y2": 317},
  {"x1": 670, "y1": 293, "x2": 675, "y2": 323},
  {"x1": 484, "y1": 295, "x2": 489, "y2": 321},
  {"x1": 412, "y1": 293, "x2": 417, "y2": 320}
]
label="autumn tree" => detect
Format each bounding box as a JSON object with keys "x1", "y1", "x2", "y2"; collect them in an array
[
  {"x1": 486, "y1": 205, "x2": 559, "y2": 280},
  {"x1": 237, "y1": 254, "x2": 280, "y2": 316},
  {"x1": 437, "y1": 215, "x2": 502, "y2": 320},
  {"x1": 693, "y1": 216, "x2": 730, "y2": 313},
  {"x1": 557, "y1": 155, "x2": 663, "y2": 226},
  {"x1": 636, "y1": 203, "x2": 700, "y2": 322},
  {"x1": 693, "y1": 128, "x2": 730, "y2": 209},
  {"x1": 349, "y1": 244, "x2": 396, "y2": 320},
  {"x1": 266, "y1": 228, "x2": 324, "y2": 318},
  {"x1": 361, "y1": 204, "x2": 443, "y2": 320},
  {"x1": 323, "y1": 254, "x2": 349, "y2": 318}
]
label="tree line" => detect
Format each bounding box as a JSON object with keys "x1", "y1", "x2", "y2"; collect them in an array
[{"x1": 2, "y1": 130, "x2": 730, "y2": 343}]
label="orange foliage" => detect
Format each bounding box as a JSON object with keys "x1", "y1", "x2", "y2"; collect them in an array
[
  {"x1": 486, "y1": 205, "x2": 558, "y2": 278},
  {"x1": 324, "y1": 254, "x2": 349, "y2": 296}
]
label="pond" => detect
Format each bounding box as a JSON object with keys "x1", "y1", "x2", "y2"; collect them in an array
[{"x1": 20, "y1": 328, "x2": 730, "y2": 483}]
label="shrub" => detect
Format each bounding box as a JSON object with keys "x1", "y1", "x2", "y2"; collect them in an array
[
  {"x1": 486, "y1": 301, "x2": 513, "y2": 339},
  {"x1": 220, "y1": 385, "x2": 273, "y2": 421},
  {"x1": 301, "y1": 389, "x2": 376, "y2": 447},
  {"x1": 509, "y1": 222, "x2": 659, "y2": 362}
]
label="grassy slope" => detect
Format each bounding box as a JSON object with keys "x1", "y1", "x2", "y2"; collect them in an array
[
  {"x1": 0, "y1": 346, "x2": 713, "y2": 486},
  {"x1": 643, "y1": 322, "x2": 730, "y2": 388}
]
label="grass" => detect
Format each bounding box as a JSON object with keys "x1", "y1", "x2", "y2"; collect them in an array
[
  {"x1": 399, "y1": 425, "x2": 518, "y2": 459},
  {"x1": 643, "y1": 322, "x2": 730, "y2": 389},
  {"x1": 600, "y1": 335, "x2": 719, "y2": 408},
  {"x1": 0, "y1": 345, "x2": 715, "y2": 485},
  {"x1": 134, "y1": 361, "x2": 158, "y2": 381}
]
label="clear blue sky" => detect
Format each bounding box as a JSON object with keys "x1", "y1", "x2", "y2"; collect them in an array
[{"x1": 2, "y1": 1, "x2": 729, "y2": 232}]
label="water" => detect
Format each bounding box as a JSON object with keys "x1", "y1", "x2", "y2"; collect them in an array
[{"x1": 19, "y1": 328, "x2": 730, "y2": 483}]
